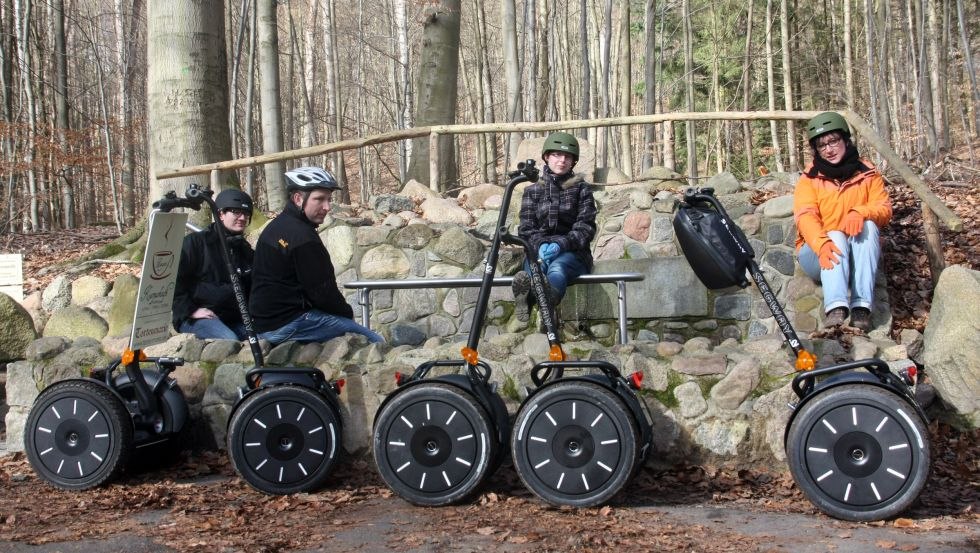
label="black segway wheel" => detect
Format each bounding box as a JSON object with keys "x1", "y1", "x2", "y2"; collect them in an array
[
  {"x1": 786, "y1": 384, "x2": 930, "y2": 521},
  {"x1": 24, "y1": 380, "x2": 134, "y2": 490},
  {"x1": 228, "y1": 385, "x2": 342, "y2": 495},
  {"x1": 511, "y1": 381, "x2": 639, "y2": 507},
  {"x1": 373, "y1": 383, "x2": 497, "y2": 506}
]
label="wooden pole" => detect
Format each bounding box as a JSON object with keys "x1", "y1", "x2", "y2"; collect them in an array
[
  {"x1": 920, "y1": 204, "x2": 946, "y2": 285},
  {"x1": 157, "y1": 110, "x2": 962, "y2": 233}
]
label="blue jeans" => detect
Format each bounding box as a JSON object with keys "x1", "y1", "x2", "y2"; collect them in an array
[
  {"x1": 798, "y1": 220, "x2": 880, "y2": 313},
  {"x1": 179, "y1": 318, "x2": 247, "y2": 341},
  {"x1": 525, "y1": 251, "x2": 590, "y2": 301},
  {"x1": 258, "y1": 309, "x2": 385, "y2": 345}
]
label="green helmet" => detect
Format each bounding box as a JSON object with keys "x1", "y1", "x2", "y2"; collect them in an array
[
  {"x1": 806, "y1": 112, "x2": 850, "y2": 141},
  {"x1": 541, "y1": 132, "x2": 579, "y2": 161}
]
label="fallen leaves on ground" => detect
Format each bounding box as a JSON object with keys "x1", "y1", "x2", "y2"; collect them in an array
[{"x1": 3, "y1": 423, "x2": 974, "y2": 553}]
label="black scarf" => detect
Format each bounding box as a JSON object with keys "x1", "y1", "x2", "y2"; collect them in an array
[{"x1": 807, "y1": 142, "x2": 869, "y2": 181}]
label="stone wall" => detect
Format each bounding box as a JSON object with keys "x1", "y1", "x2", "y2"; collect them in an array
[{"x1": 3, "y1": 169, "x2": 932, "y2": 465}]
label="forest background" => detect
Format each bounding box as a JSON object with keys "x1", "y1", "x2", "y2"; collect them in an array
[{"x1": 0, "y1": 0, "x2": 976, "y2": 235}]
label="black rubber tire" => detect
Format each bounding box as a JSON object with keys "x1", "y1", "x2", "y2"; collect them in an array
[
  {"x1": 24, "y1": 380, "x2": 134, "y2": 490},
  {"x1": 511, "y1": 381, "x2": 639, "y2": 507},
  {"x1": 373, "y1": 383, "x2": 497, "y2": 506},
  {"x1": 227, "y1": 385, "x2": 342, "y2": 495},
  {"x1": 786, "y1": 384, "x2": 930, "y2": 521}
]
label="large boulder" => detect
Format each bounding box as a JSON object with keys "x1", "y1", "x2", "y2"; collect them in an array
[
  {"x1": 70, "y1": 275, "x2": 111, "y2": 306},
  {"x1": 420, "y1": 197, "x2": 473, "y2": 225},
  {"x1": 923, "y1": 265, "x2": 980, "y2": 427},
  {"x1": 0, "y1": 292, "x2": 36, "y2": 361},
  {"x1": 41, "y1": 275, "x2": 72, "y2": 311},
  {"x1": 42, "y1": 306, "x2": 109, "y2": 341},
  {"x1": 106, "y1": 273, "x2": 139, "y2": 336}
]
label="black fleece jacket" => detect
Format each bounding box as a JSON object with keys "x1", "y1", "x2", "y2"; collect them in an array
[
  {"x1": 249, "y1": 202, "x2": 353, "y2": 332},
  {"x1": 171, "y1": 222, "x2": 253, "y2": 330}
]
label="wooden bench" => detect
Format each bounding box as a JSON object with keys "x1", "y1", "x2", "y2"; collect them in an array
[{"x1": 343, "y1": 273, "x2": 645, "y2": 344}]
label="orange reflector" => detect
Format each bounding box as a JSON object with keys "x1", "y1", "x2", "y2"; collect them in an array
[
  {"x1": 394, "y1": 371, "x2": 404, "y2": 385},
  {"x1": 629, "y1": 371, "x2": 644, "y2": 390},
  {"x1": 121, "y1": 349, "x2": 145, "y2": 365},
  {"x1": 335, "y1": 379, "x2": 346, "y2": 393},
  {"x1": 795, "y1": 350, "x2": 817, "y2": 371},
  {"x1": 548, "y1": 345, "x2": 565, "y2": 361},
  {"x1": 906, "y1": 365, "x2": 917, "y2": 380},
  {"x1": 461, "y1": 347, "x2": 479, "y2": 365}
]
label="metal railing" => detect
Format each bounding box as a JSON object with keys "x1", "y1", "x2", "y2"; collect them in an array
[{"x1": 343, "y1": 272, "x2": 645, "y2": 344}]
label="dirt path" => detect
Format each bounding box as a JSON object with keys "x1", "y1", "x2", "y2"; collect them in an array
[{"x1": 0, "y1": 437, "x2": 976, "y2": 553}]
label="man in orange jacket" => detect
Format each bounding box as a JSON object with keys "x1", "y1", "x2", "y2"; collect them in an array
[{"x1": 793, "y1": 112, "x2": 892, "y2": 332}]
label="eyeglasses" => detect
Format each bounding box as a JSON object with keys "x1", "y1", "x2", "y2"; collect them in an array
[
  {"x1": 815, "y1": 136, "x2": 843, "y2": 152},
  {"x1": 222, "y1": 208, "x2": 250, "y2": 218}
]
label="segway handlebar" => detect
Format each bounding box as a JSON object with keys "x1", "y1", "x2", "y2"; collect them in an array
[{"x1": 152, "y1": 185, "x2": 212, "y2": 212}]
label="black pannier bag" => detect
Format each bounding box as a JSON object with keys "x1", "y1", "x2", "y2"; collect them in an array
[{"x1": 673, "y1": 190, "x2": 755, "y2": 290}]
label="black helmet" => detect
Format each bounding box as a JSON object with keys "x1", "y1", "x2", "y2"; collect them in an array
[
  {"x1": 542, "y1": 132, "x2": 580, "y2": 161},
  {"x1": 214, "y1": 189, "x2": 253, "y2": 216},
  {"x1": 284, "y1": 167, "x2": 341, "y2": 192}
]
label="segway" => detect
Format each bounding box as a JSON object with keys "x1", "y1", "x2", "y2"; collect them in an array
[
  {"x1": 24, "y1": 195, "x2": 192, "y2": 489},
  {"x1": 155, "y1": 186, "x2": 347, "y2": 496},
  {"x1": 505, "y1": 167, "x2": 653, "y2": 508},
  {"x1": 674, "y1": 188, "x2": 929, "y2": 521}
]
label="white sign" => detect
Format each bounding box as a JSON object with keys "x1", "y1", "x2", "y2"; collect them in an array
[
  {"x1": 0, "y1": 253, "x2": 23, "y2": 302},
  {"x1": 130, "y1": 211, "x2": 187, "y2": 351}
]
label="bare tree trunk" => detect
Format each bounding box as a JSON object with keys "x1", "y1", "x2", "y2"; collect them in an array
[
  {"x1": 245, "y1": 0, "x2": 257, "y2": 198},
  {"x1": 502, "y1": 0, "x2": 521, "y2": 167},
  {"x1": 92, "y1": 24, "x2": 123, "y2": 234},
  {"x1": 394, "y1": 0, "x2": 411, "y2": 180},
  {"x1": 0, "y1": 0, "x2": 15, "y2": 231},
  {"x1": 926, "y1": 0, "x2": 946, "y2": 151},
  {"x1": 14, "y1": 0, "x2": 39, "y2": 230},
  {"x1": 578, "y1": 0, "x2": 590, "y2": 141},
  {"x1": 476, "y1": 0, "x2": 497, "y2": 183},
  {"x1": 536, "y1": 0, "x2": 550, "y2": 120},
  {"x1": 324, "y1": 0, "x2": 349, "y2": 202},
  {"x1": 257, "y1": 0, "x2": 286, "y2": 209},
  {"x1": 765, "y1": 0, "x2": 784, "y2": 172},
  {"x1": 524, "y1": 0, "x2": 537, "y2": 123},
  {"x1": 598, "y1": 0, "x2": 613, "y2": 167},
  {"x1": 741, "y1": 0, "x2": 755, "y2": 177},
  {"x1": 641, "y1": 0, "x2": 656, "y2": 172},
  {"x1": 682, "y1": 0, "x2": 697, "y2": 179},
  {"x1": 955, "y1": 0, "x2": 979, "y2": 136},
  {"x1": 147, "y1": 0, "x2": 234, "y2": 206},
  {"x1": 230, "y1": 0, "x2": 250, "y2": 160},
  {"x1": 617, "y1": 0, "x2": 632, "y2": 177},
  {"x1": 406, "y1": 0, "x2": 461, "y2": 191},
  {"x1": 780, "y1": 0, "x2": 797, "y2": 170},
  {"x1": 52, "y1": 0, "x2": 73, "y2": 228},
  {"x1": 843, "y1": 0, "x2": 855, "y2": 109}
]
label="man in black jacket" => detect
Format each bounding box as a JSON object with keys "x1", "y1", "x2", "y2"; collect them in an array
[
  {"x1": 249, "y1": 167, "x2": 383, "y2": 345},
  {"x1": 172, "y1": 188, "x2": 254, "y2": 340}
]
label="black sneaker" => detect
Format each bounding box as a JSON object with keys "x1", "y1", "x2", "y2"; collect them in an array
[
  {"x1": 850, "y1": 307, "x2": 872, "y2": 332},
  {"x1": 824, "y1": 307, "x2": 848, "y2": 327},
  {"x1": 512, "y1": 271, "x2": 531, "y2": 322}
]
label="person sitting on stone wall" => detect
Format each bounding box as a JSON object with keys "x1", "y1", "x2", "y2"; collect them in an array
[
  {"x1": 794, "y1": 112, "x2": 892, "y2": 332},
  {"x1": 512, "y1": 132, "x2": 598, "y2": 322},
  {"x1": 249, "y1": 166, "x2": 384, "y2": 345},
  {"x1": 172, "y1": 188, "x2": 255, "y2": 340}
]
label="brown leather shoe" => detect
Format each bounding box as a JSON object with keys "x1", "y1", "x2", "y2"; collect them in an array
[
  {"x1": 850, "y1": 307, "x2": 872, "y2": 332},
  {"x1": 824, "y1": 307, "x2": 848, "y2": 327}
]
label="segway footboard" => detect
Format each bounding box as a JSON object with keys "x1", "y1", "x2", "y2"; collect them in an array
[
  {"x1": 372, "y1": 360, "x2": 509, "y2": 506},
  {"x1": 512, "y1": 361, "x2": 652, "y2": 507},
  {"x1": 227, "y1": 366, "x2": 344, "y2": 495},
  {"x1": 785, "y1": 358, "x2": 929, "y2": 521}
]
